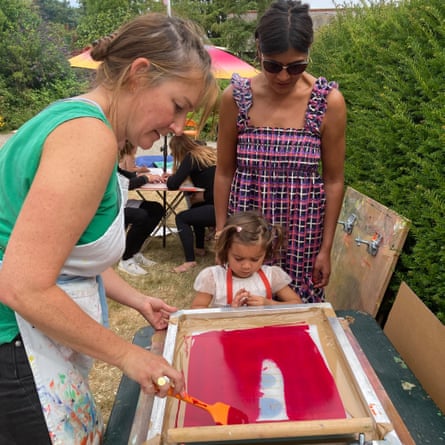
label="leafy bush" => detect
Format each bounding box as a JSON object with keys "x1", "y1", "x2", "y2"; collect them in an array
[
  {"x1": 311, "y1": 0, "x2": 445, "y2": 322},
  {"x1": 75, "y1": 7, "x2": 137, "y2": 49},
  {"x1": 0, "y1": 0, "x2": 86, "y2": 130}
]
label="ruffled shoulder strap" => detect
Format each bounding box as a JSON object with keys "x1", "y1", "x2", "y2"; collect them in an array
[
  {"x1": 305, "y1": 77, "x2": 338, "y2": 135},
  {"x1": 231, "y1": 73, "x2": 253, "y2": 131}
]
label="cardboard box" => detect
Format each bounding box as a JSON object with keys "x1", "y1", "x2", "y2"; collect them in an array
[{"x1": 384, "y1": 282, "x2": 445, "y2": 413}]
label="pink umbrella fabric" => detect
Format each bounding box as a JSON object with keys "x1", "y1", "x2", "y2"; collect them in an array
[
  {"x1": 69, "y1": 45, "x2": 258, "y2": 79},
  {"x1": 204, "y1": 45, "x2": 258, "y2": 79}
]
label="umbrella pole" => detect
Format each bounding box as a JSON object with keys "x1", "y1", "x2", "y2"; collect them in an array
[
  {"x1": 162, "y1": 135, "x2": 168, "y2": 248},
  {"x1": 163, "y1": 135, "x2": 168, "y2": 175}
]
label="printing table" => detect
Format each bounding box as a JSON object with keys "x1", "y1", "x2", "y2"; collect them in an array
[
  {"x1": 103, "y1": 310, "x2": 445, "y2": 444},
  {"x1": 135, "y1": 183, "x2": 204, "y2": 248}
]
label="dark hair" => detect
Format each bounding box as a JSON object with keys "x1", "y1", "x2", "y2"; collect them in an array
[
  {"x1": 255, "y1": 0, "x2": 313, "y2": 55},
  {"x1": 119, "y1": 140, "x2": 135, "y2": 159},
  {"x1": 215, "y1": 211, "x2": 285, "y2": 264}
]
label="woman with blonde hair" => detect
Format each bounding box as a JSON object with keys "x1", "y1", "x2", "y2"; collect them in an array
[
  {"x1": 167, "y1": 135, "x2": 217, "y2": 273},
  {"x1": 0, "y1": 13, "x2": 217, "y2": 443}
]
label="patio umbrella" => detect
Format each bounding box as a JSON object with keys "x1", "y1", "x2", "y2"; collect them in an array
[
  {"x1": 68, "y1": 49, "x2": 100, "y2": 70},
  {"x1": 205, "y1": 45, "x2": 258, "y2": 79},
  {"x1": 69, "y1": 46, "x2": 258, "y2": 79}
]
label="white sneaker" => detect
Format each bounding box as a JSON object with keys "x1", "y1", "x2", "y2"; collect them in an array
[
  {"x1": 134, "y1": 253, "x2": 157, "y2": 267},
  {"x1": 118, "y1": 258, "x2": 147, "y2": 276}
]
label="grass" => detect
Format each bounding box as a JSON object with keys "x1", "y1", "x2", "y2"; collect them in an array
[{"x1": 89, "y1": 193, "x2": 215, "y2": 425}]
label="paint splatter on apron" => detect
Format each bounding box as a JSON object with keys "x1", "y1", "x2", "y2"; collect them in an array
[
  {"x1": 14, "y1": 174, "x2": 126, "y2": 444},
  {"x1": 16, "y1": 277, "x2": 105, "y2": 444}
]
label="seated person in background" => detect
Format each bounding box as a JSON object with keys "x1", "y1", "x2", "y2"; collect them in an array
[
  {"x1": 118, "y1": 164, "x2": 164, "y2": 276},
  {"x1": 119, "y1": 139, "x2": 150, "y2": 174},
  {"x1": 191, "y1": 211, "x2": 302, "y2": 308},
  {"x1": 167, "y1": 135, "x2": 216, "y2": 273}
]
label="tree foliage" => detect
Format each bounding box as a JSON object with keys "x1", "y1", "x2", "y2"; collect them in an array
[
  {"x1": 311, "y1": 0, "x2": 445, "y2": 322},
  {"x1": 75, "y1": 0, "x2": 263, "y2": 59},
  {"x1": 0, "y1": 0, "x2": 86, "y2": 129},
  {"x1": 75, "y1": 7, "x2": 136, "y2": 48},
  {"x1": 35, "y1": 0, "x2": 79, "y2": 27}
]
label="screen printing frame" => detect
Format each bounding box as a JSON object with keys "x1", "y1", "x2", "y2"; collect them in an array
[{"x1": 146, "y1": 304, "x2": 402, "y2": 445}]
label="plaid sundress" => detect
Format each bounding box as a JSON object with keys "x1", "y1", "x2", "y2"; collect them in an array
[{"x1": 228, "y1": 74, "x2": 338, "y2": 303}]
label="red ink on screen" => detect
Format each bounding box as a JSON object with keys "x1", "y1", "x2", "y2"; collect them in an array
[{"x1": 180, "y1": 324, "x2": 346, "y2": 426}]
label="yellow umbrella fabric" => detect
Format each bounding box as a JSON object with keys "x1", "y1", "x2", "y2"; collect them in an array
[
  {"x1": 69, "y1": 46, "x2": 259, "y2": 79},
  {"x1": 68, "y1": 49, "x2": 101, "y2": 70}
]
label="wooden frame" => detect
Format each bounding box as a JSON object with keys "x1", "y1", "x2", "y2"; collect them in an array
[
  {"x1": 325, "y1": 186, "x2": 410, "y2": 316},
  {"x1": 145, "y1": 304, "x2": 402, "y2": 444}
]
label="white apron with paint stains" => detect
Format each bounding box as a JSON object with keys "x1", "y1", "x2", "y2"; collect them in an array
[{"x1": 15, "y1": 174, "x2": 125, "y2": 445}]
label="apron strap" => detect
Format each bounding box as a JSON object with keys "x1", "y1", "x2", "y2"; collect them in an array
[{"x1": 226, "y1": 267, "x2": 272, "y2": 305}]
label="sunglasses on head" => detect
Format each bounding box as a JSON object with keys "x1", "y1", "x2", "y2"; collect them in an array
[{"x1": 262, "y1": 58, "x2": 308, "y2": 75}]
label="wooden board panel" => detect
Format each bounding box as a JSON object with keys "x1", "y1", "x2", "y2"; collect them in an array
[{"x1": 325, "y1": 187, "x2": 410, "y2": 316}]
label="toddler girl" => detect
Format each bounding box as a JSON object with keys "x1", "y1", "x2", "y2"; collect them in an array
[{"x1": 191, "y1": 211, "x2": 302, "y2": 308}]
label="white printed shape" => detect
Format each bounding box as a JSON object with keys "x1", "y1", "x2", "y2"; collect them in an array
[{"x1": 257, "y1": 359, "x2": 289, "y2": 421}]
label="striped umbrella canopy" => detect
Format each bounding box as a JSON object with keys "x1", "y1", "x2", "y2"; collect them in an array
[{"x1": 69, "y1": 45, "x2": 258, "y2": 79}]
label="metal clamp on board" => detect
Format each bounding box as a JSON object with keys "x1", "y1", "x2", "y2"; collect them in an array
[
  {"x1": 338, "y1": 213, "x2": 357, "y2": 234},
  {"x1": 354, "y1": 433, "x2": 367, "y2": 445},
  {"x1": 355, "y1": 233, "x2": 383, "y2": 256}
]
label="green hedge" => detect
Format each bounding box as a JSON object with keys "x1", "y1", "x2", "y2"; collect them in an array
[{"x1": 310, "y1": 0, "x2": 445, "y2": 322}]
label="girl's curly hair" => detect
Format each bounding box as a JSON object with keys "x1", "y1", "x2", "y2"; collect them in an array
[{"x1": 215, "y1": 211, "x2": 285, "y2": 265}]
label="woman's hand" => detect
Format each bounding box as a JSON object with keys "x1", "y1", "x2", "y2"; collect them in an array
[
  {"x1": 120, "y1": 343, "x2": 184, "y2": 397},
  {"x1": 312, "y1": 250, "x2": 331, "y2": 288},
  {"x1": 101, "y1": 269, "x2": 177, "y2": 330},
  {"x1": 138, "y1": 296, "x2": 178, "y2": 331},
  {"x1": 147, "y1": 174, "x2": 163, "y2": 183}
]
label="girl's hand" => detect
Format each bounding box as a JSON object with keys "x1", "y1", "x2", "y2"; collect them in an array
[
  {"x1": 245, "y1": 294, "x2": 272, "y2": 306},
  {"x1": 232, "y1": 288, "x2": 250, "y2": 307}
]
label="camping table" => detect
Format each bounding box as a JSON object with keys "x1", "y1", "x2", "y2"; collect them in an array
[
  {"x1": 103, "y1": 310, "x2": 445, "y2": 445},
  {"x1": 136, "y1": 183, "x2": 205, "y2": 248}
]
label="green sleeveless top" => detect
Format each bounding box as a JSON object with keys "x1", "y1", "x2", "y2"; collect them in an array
[{"x1": 0, "y1": 99, "x2": 119, "y2": 343}]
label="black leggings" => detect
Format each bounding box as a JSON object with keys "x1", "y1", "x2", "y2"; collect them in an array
[
  {"x1": 175, "y1": 204, "x2": 215, "y2": 262},
  {"x1": 0, "y1": 336, "x2": 52, "y2": 444},
  {"x1": 123, "y1": 201, "x2": 164, "y2": 260}
]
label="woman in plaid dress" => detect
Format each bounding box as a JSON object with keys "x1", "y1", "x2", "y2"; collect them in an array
[{"x1": 214, "y1": 0, "x2": 346, "y2": 302}]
